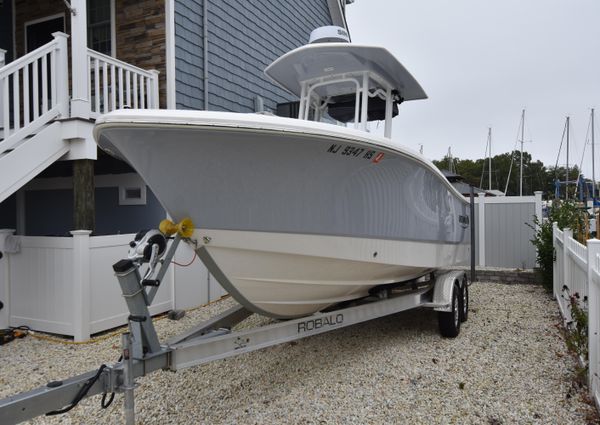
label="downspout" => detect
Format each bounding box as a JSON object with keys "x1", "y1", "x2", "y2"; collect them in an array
[
  {"x1": 165, "y1": 0, "x2": 176, "y2": 108},
  {"x1": 203, "y1": 0, "x2": 209, "y2": 110}
]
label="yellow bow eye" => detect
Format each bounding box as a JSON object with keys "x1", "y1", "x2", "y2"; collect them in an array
[{"x1": 159, "y1": 217, "x2": 195, "y2": 238}]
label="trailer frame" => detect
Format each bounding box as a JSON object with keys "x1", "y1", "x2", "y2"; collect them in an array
[{"x1": 0, "y1": 233, "x2": 469, "y2": 425}]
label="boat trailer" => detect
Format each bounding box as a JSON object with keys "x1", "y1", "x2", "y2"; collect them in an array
[{"x1": 0, "y1": 220, "x2": 469, "y2": 424}]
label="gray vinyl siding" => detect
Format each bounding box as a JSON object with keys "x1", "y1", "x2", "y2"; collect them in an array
[
  {"x1": 23, "y1": 187, "x2": 165, "y2": 236},
  {"x1": 174, "y1": 0, "x2": 206, "y2": 110},
  {"x1": 484, "y1": 202, "x2": 536, "y2": 268},
  {"x1": 174, "y1": 0, "x2": 333, "y2": 112},
  {"x1": 0, "y1": 194, "x2": 16, "y2": 229}
]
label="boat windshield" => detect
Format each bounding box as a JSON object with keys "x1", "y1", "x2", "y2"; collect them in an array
[{"x1": 298, "y1": 72, "x2": 400, "y2": 138}]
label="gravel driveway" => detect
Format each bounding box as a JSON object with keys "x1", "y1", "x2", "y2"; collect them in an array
[{"x1": 0, "y1": 282, "x2": 597, "y2": 424}]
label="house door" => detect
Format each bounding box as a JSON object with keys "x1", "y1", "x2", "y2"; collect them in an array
[
  {"x1": 23, "y1": 15, "x2": 65, "y2": 122},
  {"x1": 25, "y1": 15, "x2": 65, "y2": 53}
]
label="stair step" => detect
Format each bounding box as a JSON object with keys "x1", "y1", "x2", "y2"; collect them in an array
[
  {"x1": 1, "y1": 123, "x2": 50, "y2": 145},
  {"x1": 0, "y1": 121, "x2": 68, "y2": 203}
]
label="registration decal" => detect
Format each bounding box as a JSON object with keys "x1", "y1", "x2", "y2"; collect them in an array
[
  {"x1": 327, "y1": 143, "x2": 383, "y2": 163},
  {"x1": 372, "y1": 152, "x2": 385, "y2": 163}
]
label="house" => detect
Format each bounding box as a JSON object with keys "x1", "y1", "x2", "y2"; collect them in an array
[
  {"x1": 0, "y1": 0, "x2": 351, "y2": 340},
  {"x1": 0, "y1": 0, "x2": 350, "y2": 236},
  {"x1": 441, "y1": 170, "x2": 499, "y2": 198}
]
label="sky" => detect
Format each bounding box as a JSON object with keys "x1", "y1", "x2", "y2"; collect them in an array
[{"x1": 346, "y1": 0, "x2": 600, "y2": 180}]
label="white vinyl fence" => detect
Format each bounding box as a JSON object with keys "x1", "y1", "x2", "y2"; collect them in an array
[
  {"x1": 474, "y1": 192, "x2": 542, "y2": 268},
  {"x1": 0, "y1": 230, "x2": 226, "y2": 341},
  {"x1": 553, "y1": 224, "x2": 600, "y2": 409}
]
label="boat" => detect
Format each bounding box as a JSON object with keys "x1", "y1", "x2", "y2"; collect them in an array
[{"x1": 94, "y1": 26, "x2": 471, "y2": 319}]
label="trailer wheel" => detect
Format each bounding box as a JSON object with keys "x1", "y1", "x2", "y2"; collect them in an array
[
  {"x1": 460, "y1": 282, "x2": 469, "y2": 323},
  {"x1": 438, "y1": 284, "x2": 461, "y2": 338}
]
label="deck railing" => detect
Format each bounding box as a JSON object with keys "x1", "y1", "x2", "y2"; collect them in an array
[
  {"x1": 87, "y1": 49, "x2": 159, "y2": 117},
  {"x1": 0, "y1": 32, "x2": 69, "y2": 155},
  {"x1": 552, "y1": 224, "x2": 600, "y2": 411}
]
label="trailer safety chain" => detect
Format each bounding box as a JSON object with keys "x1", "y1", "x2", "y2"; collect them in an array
[
  {"x1": 46, "y1": 364, "x2": 108, "y2": 416},
  {"x1": 101, "y1": 391, "x2": 116, "y2": 409}
]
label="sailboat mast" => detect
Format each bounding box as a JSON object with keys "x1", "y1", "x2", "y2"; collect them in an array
[
  {"x1": 593, "y1": 108, "x2": 596, "y2": 200},
  {"x1": 488, "y1": 128, "x2": 492, "y2": 190},
  {"x1": 520, "y1": 109, "x2": 525, "y2": 196},
  {"x1": 566, "y1": 116, "x2": 570, "y2": 200}
]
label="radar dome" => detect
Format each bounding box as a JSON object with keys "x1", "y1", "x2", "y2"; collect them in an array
[{"x1": 308, "y1": 26, "x2": 349, "y2": 44}]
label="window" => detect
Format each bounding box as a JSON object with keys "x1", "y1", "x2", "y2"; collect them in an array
[
  {"x1": 87, "y1": 0, "x2": 112, "y2": 55},
  {"x1": 119, "y1": 184, "x2": 147, "y2": 205}
]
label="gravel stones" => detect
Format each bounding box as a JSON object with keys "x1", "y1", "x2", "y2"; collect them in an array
[{"x1": 0, "y1": 282, "x2": 597, "y2": 424}]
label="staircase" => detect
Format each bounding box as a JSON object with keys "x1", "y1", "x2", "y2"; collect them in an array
[
  {"x1": 0, "y1": 32, "x2": 160, "y2": 204},
  {"x1": 0, "y1": 33, "x2": 69, "y2": 203}
]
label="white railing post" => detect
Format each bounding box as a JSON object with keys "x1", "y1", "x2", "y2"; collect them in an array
[
  {"x1": 533, "y1": 191, "x2": 543, "y2": 268},
  {"x1": 0, "y1": 48, "x2": 5, "y2": 130},
  {"x1": 534, "y1": 191, "x2": 543, "y2": 226},
  {"x1": 150, "y1": 70, "x2": 160, "y2": 108},
  {"x1": 553, "y1": 222, "x2": 559, "y2": 299},
  {"x1": 71, "y1": 230, "x2": 92, "y2": 342},
  {"x1": 52, "y1": 32, "x2": 69, "y2": 118},
  {"x1": 0, "y1": 229, "x2": 15, "y2": 329},
  {"x1": 563, "y1": 228, "x2": 573, "y2": 301},
  {"x1": 477, "y1": 193, "x2": 486, "y2": 266},
  {"x1": 587, "y1": 240, "x2": 600, "y2": 396},
  {"x1": 70, "y1": 0, "x2": 90, "y2": 119}
]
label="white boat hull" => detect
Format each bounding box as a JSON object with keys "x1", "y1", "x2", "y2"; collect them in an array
[
  {"x1": 94, "y1": 110, "x2": 471, "y2": 319},
  {"x1": 195, "y1": 229, "x2": 468, "y2": 318}
]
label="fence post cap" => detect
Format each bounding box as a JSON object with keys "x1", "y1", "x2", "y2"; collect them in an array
[{"x1": 51, "y1": 31, "x2": 70, "y2": 40}]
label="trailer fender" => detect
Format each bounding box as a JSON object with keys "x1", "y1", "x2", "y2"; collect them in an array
[{"x1": 432, "y1": 271, "x2": 467, "y2": 312}]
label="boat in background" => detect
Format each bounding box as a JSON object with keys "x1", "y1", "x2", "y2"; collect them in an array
[{"x1": 94, "y1": 26, "x2": 471, "y2": 319}]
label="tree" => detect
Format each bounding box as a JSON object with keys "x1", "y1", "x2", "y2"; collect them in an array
[{"x1": 432, "y1": 150, "x2": 561, "y2": 196}]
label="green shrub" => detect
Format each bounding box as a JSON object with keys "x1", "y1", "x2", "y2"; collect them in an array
[{"x1": 528, "y1": 200, "x2": 584, "y2": 291}]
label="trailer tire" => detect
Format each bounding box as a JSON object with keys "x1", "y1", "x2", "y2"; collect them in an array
[
  {"x1": 438, "y1": 284, "x2": 461, "y2": 338},
  {"x1": 460, "y1": 281, "x2": 469, "y2": 322}
]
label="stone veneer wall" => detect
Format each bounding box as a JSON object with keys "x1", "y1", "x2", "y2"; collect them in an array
[
  {"x1": 474, "y1": 268, "x2": 539, "y2": 284},
  {"x1": 13, "y1": 0, "x2": 167, "y2": 109},
  {"x1": 115, "y1": 0, "x2": 167, "y2": 108},
  {"x1": 444, "y1": 267, "x2": 540, "y2": 284}
]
